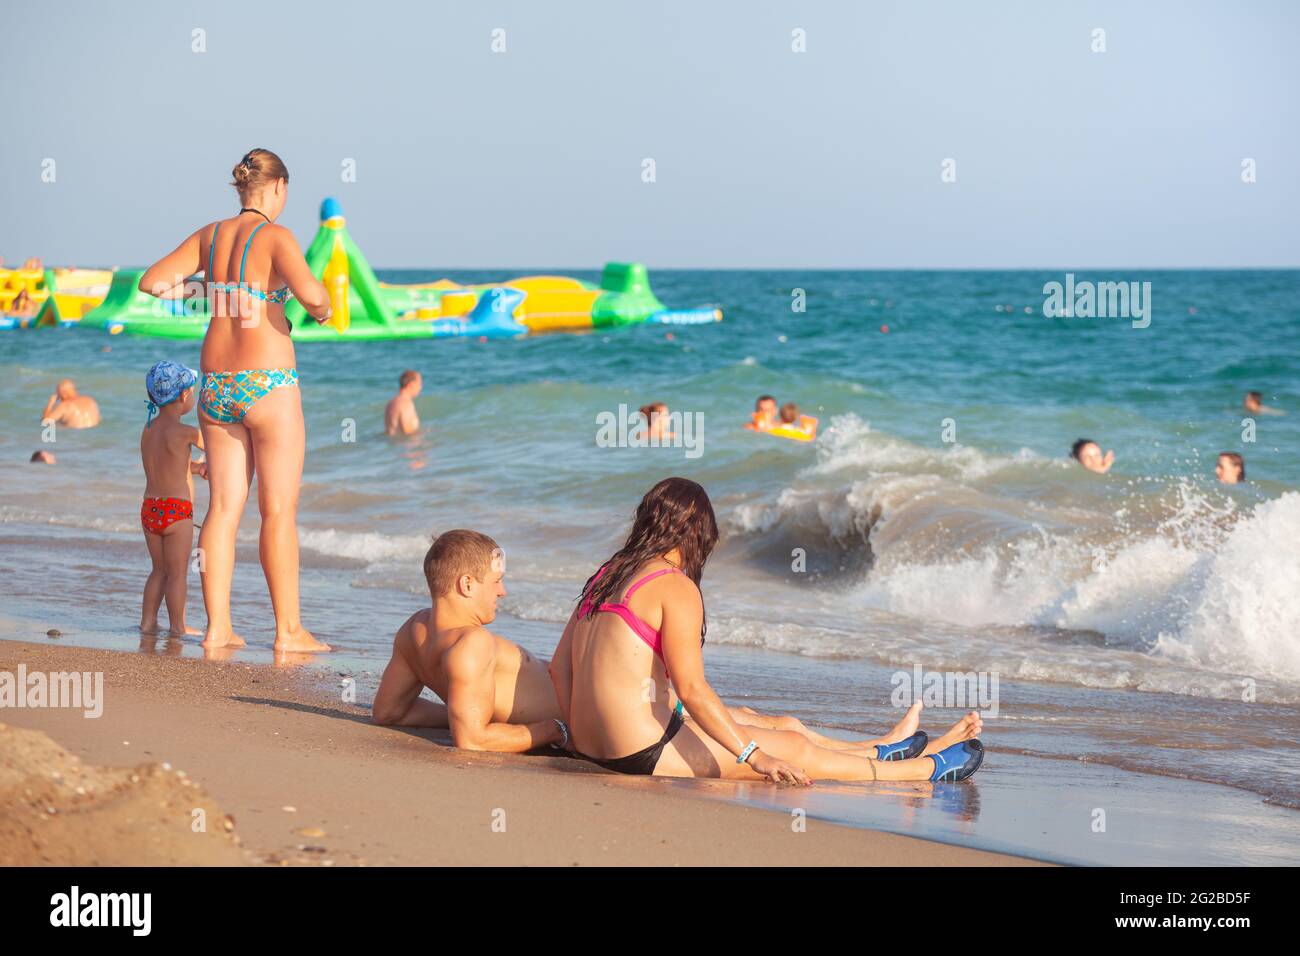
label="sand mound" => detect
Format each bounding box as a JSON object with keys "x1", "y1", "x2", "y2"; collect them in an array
[{"x1": 0, "y1": 723, "x2": 250, "y2": 866}]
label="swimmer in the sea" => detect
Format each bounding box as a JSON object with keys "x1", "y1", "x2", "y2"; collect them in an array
[
  {"x1": 1244, "y1": 391, "x2": 1283, "y2": 416},
  {"x1": 777, "y1": 402, "x2": 818, "y2": 438},
  {"x1": 40, "y1": 378, "x2": 101, "y2": 429},
  {"x1": 640, "y1": 402, "x2": 673, "y2": 441},
  {"x1": 1215, "y1": 452, "x2": 1245, "y2": 485},
  {"x1": 744, "y1": 394, "x2": 778, "y2": 431},
  {"x1": 1071, "y1": 438, "x2": 1114, "y2": 474},
  {"x1": 385, "y1": 369, "x2": 422, "y2": 436}
]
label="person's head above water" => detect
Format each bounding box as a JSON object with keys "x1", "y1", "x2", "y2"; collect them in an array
[
  {"x1": 747, "y1": 395, "x2": 778, "y2": 431},
  {"x1": 581, "y1": 477, "x2": 719, "y2": 635},
  {"x1": 423, "y1": 529, "x2": 505, "y2": 623},
  {"x1": 1244, "y1": 391, "x2": 1263, "y2": 413},
  {"x1": 55, "y1": 378, "x2": 78, "y2": 401},
  {"x1": 231, "y1": 148, "x2": 290, "y2": 220},
  {"x1": 1216, "y1": 452, "x2": 1245, "y2": 484},
  {"x1": 1071, "y1": 438, "x2": 1114, "y2": 474},
  {"x1": 779, "y1": 402, "x2": 800, "y2": 424},
  {"x1": 399, "y1": 369, "x2": 422, "y2": 394}
]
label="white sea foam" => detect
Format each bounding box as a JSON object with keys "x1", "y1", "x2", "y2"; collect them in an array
[
  {"x1": 1152, "y1": 493, "x2": 1300, "y2": 681},
  {"x1": 297, "y1": 528, "x2": 430, "y2": 563},
  {"x1": 854, "y1": 493, "x2": 1300, "y2": 684},
  {"x1": 807, "y1": 413, "x2": 1037, "y2": 483},
  {"x1": 722, "y1": 430, "x2": 1300, "y2": 692},
  {"x1": 0, "y1": 505, "x2": 138, "y2": 536}
]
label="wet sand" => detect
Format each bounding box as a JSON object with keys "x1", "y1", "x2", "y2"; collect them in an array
[{"x1": 0, "y1": 639, "x2": 1037, "y2": 867}]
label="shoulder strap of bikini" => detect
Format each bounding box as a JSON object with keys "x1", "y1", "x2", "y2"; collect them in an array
[
  {"x1": 239, "y1": 221, "x2": 267, "y2": 284},
  {"x1": 208, "y1": 222, "x2": 220, "y2": 284},
  {"x1": 623, "y1": 566, "x2": 681, "y2": 601}
]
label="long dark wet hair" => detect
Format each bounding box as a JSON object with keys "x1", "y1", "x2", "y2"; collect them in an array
[{"x1": 580, "y1": 477, "x2": 719, "y2": 639}]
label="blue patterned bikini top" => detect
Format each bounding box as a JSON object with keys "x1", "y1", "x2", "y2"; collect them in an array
[{"x1": 207, "y1": 216, "x2": 294, "y2": 305}]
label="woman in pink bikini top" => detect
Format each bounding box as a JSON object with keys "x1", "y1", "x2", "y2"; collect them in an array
[
  {"x1": 552, "y1": 479, "x2": 987, "y2": 786},
  {"x1": 576, "y1": 562, "x2": 688, "y2": 680},
  {"x1": 551, "y1": 477, "x2": 806, "y2": 782}
]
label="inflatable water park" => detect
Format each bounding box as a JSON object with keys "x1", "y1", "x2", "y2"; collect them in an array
[
  {"x1": 3, "y1": 199, "x2": 720, "y2": 341},
  {"x1": 0, "y1": 263, "x2": 113, "y2": 330}
]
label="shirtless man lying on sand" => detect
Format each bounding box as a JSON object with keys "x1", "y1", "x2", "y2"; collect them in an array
[{"x1": 372, "y1": 529, "x2": 942, "y2": 759}]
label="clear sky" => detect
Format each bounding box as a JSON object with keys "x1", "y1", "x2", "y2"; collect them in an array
[{"x1": 3, "y1": 0, "x2": 1297, "y2": 269}]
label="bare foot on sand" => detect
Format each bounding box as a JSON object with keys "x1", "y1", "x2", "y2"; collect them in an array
[
  {"x1": 885, "y1": 701, "x2": 923, "y2": 742},
  {"x1": 922, "y1": 711, "x2": 983, "y2": 756},
  {"x1": 201, "y1": 629, "x2": 245, "y2": 649},
  {"x1": 274, "y1": 627, "x2": 330, "y2": 654}
]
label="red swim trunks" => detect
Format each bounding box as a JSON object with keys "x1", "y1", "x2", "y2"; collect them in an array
[{"x1": 141, "y1": 497, "x2": 193, "y2": 535}]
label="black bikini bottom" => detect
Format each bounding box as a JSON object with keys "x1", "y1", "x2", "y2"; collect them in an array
[{"x1": 583, "y1": 701, "x2": 685, "y2": 776}]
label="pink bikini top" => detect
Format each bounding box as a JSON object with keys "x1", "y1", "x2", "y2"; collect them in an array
[{"x1": 579, "y1": 564, "x2": 682, "y2": 676}]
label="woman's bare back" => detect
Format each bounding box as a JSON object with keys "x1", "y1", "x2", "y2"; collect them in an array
[
  {"x1": 200, "y1": 215, "x2": 296, "y2": 373},
  {"x1": 567, "y1": 561, "x2": 685, "y2": 759}
]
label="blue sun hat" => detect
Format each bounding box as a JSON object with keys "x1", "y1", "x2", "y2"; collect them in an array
[{"x1": 145, "y1": 360, "x2": 198, "y2": 426}]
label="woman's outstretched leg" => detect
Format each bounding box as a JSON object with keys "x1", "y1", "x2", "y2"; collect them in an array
[
  {"x1": 728, "y1": 701, "x2": 924, "y2": 751},
  {"x1": 662, "y1": 713, "x2": 982, "y2": 782},
  {"x1": 198, "y1": 417, "x2": 251, "y2": 648},
  {"x1": 921, "y1": 711, "x2": 983, "y2": 756},
  {"x1": 245, "y1": 387, "x2": 329, "y2": 653}
]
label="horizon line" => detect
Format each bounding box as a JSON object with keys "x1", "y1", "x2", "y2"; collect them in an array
[{"x1": 38, "y1": 263, "x2": 1300, "y2": 274}]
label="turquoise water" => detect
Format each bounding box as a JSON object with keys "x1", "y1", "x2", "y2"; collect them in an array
[{"x1": 2, "y1": 268, "x2": 1298, "y2": 837}]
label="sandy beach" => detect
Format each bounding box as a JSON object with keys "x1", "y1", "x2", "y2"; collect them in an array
[{"x1": 0, "y1": 639, "x2": 1038, "y2": 867}]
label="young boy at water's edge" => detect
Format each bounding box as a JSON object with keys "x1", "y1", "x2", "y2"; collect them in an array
[{"x1": 139, "y1": 361, "x2": 208, "y2": 636}]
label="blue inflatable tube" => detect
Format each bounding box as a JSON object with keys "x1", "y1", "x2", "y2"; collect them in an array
[{"x1": 648, "y1": 307, "x2": 723, "y2": 326}]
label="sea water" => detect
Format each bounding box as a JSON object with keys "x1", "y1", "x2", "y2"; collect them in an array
[{"x1": 2, "y1": 268, "x2": 1297, "y2": 860}]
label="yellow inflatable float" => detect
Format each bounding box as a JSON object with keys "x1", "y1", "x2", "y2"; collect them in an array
[
  {"x1": 746, "y1": 409, "x2": 819, "y2": 442},
  {"x1": 768, "y1": 416, "x2": 819, "y2": 441},
  {"x1": 0, "y1": 264, "x2": 112, "y2": 328}
]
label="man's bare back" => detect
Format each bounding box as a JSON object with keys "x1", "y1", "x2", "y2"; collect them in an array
[
  {"x1": 42, "y1": 379, "x2": 100, "y2": 429},
  {"x1": 384, "y1": 370, "x2": 422, "y2": 435},
  {"x1": 384, "y1": 395, "x2": 419, "y2": 435}
]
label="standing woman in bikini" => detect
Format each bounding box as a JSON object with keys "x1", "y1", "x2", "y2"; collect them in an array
[
  {"x1": 140, "y1": 148, "x2": 332, "y2": 653},
  {"x1": 549, "y1": 477, "x2": 986, "y2": 782}
]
